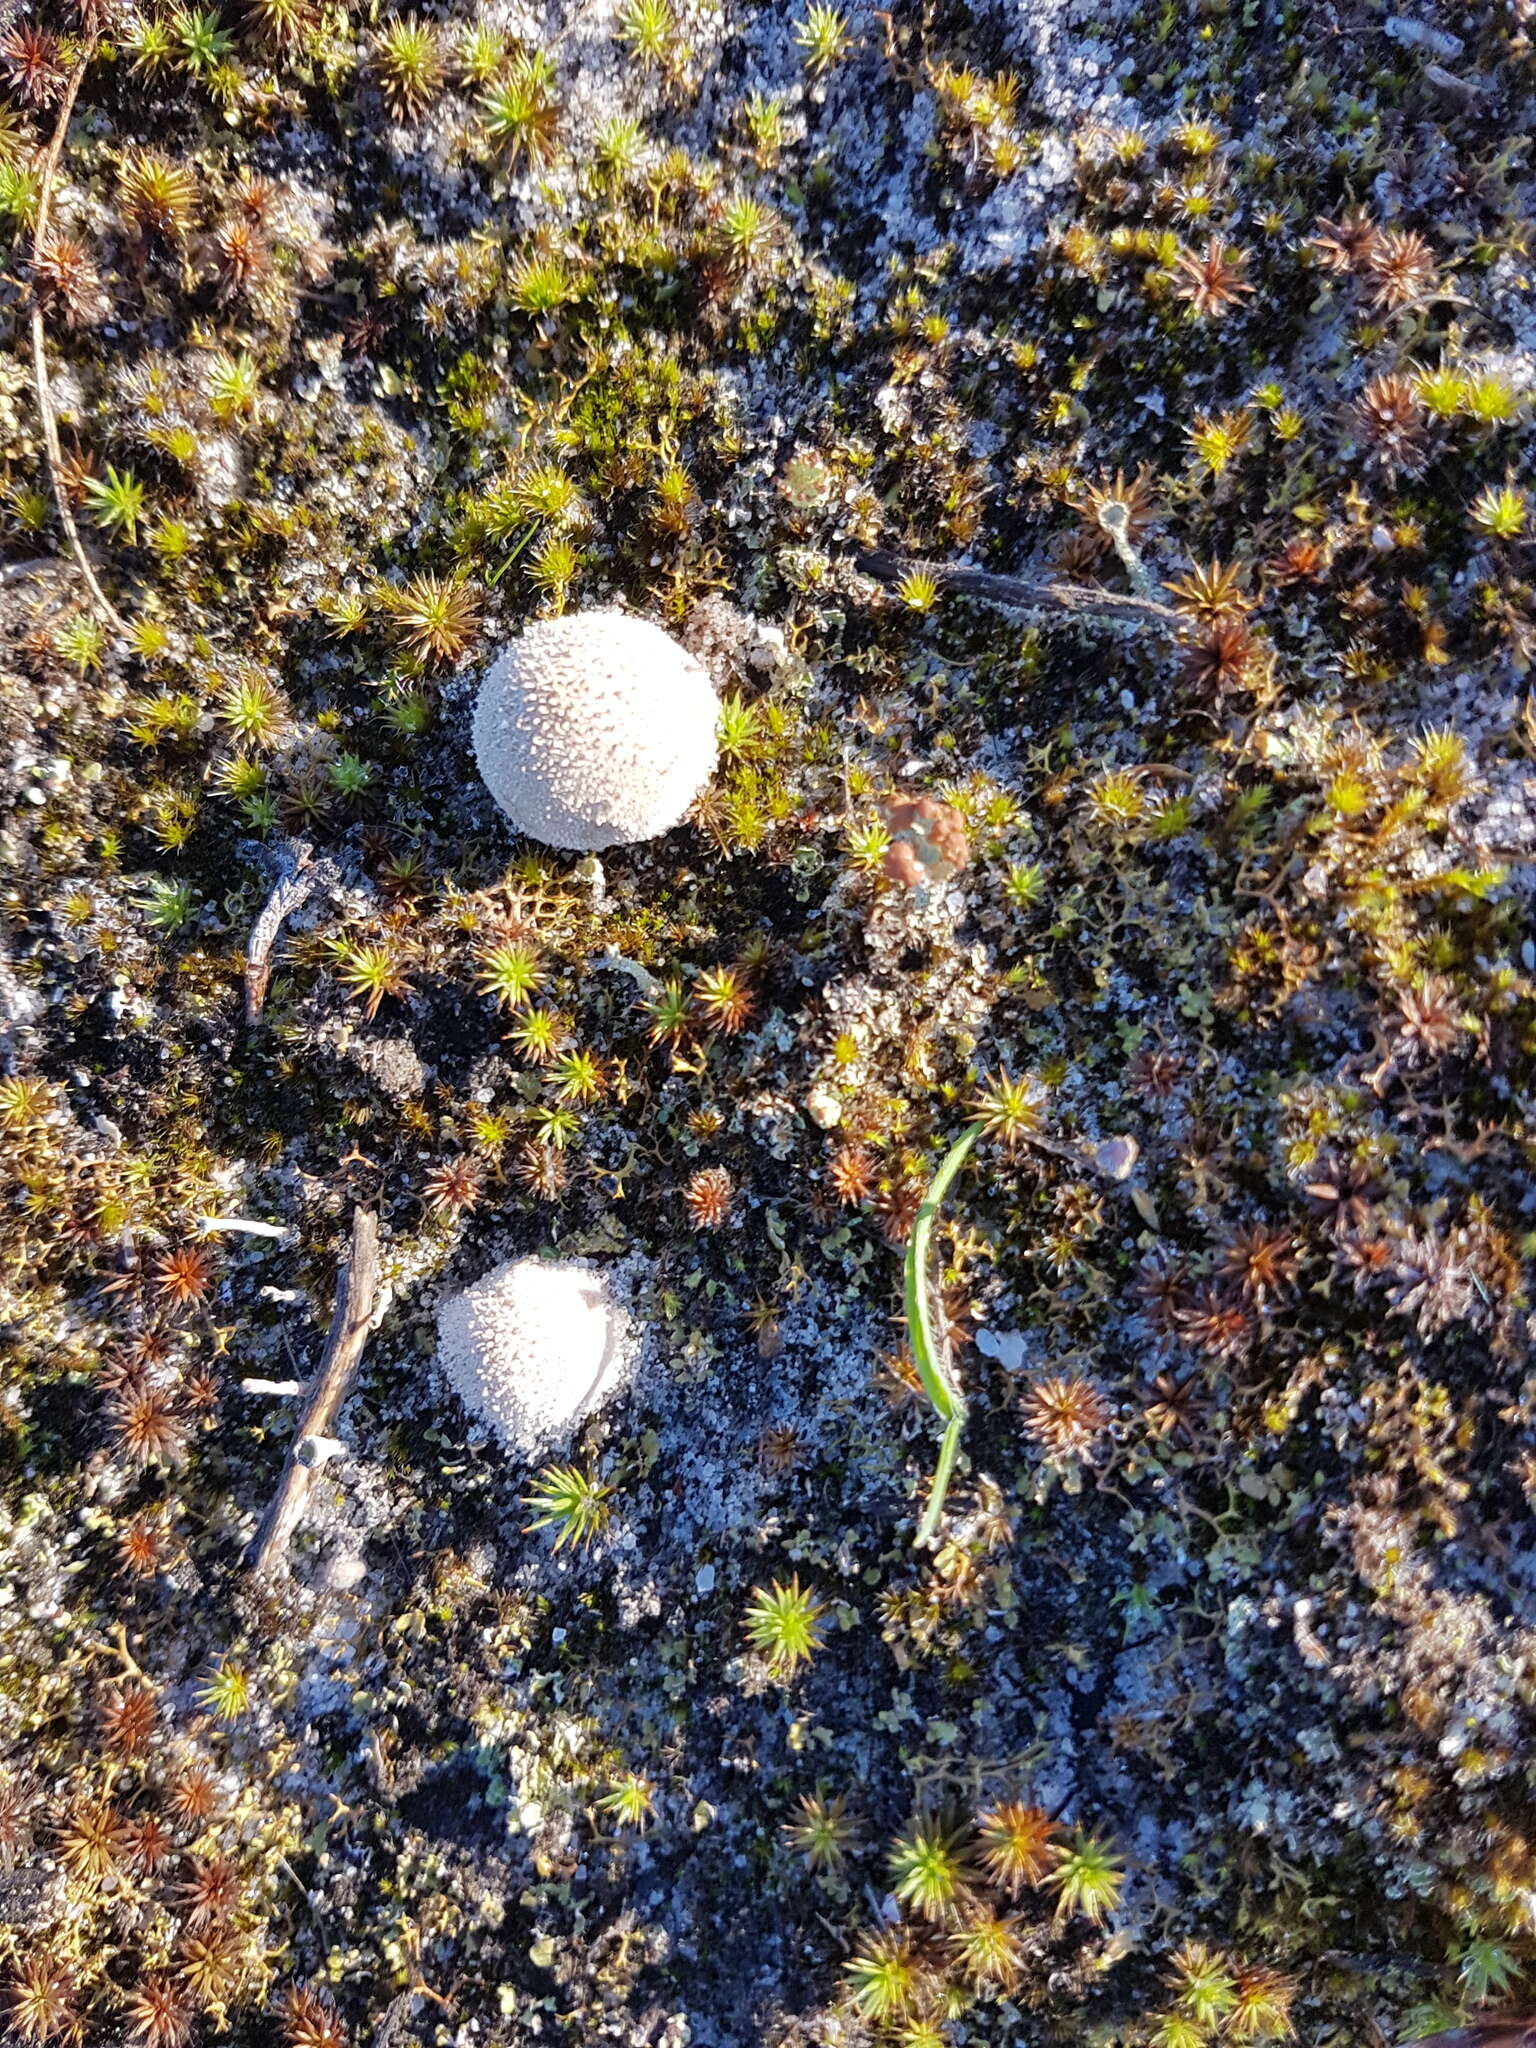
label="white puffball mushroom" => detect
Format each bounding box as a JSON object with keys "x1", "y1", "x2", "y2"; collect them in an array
[
  {"x1": 472, "y1": 609, "x2": 719, "y2": 852},
  {"x1": 436, "y1": 1256, "x2": 636, "y2": 1457}
]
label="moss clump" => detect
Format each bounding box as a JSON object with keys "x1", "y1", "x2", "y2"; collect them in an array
[{"x1": 2, "y1": 0, "x2": 1536, "y2": 2042}]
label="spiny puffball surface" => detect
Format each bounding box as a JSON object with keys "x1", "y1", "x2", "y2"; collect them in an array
[
  {"x1": 472, "y1": 609, "x2": 719, "y2": 851},
  {"x1": 437, "y1": 1256, "x2": 636, "y2": 1456}
]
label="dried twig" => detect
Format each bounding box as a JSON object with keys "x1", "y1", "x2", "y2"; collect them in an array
[
  {"x1": 244, "y1": 849, "x2": 320, "y2": 1024},
  {"x1": 28, "y1": 37, "x2": 125, "y2": 633},
  {"x1": 84, "y1": 1620, "x2": 148, "y2": 1682},
  {"x1": 853, "y1": 548, "x2": 1186, "y2": 633},
  {"x1": 247, "y1": 1207, "x2": 385, "y2": 1577}
]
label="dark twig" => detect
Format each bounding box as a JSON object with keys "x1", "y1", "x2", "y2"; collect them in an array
[
  {"x1": 248, "y1": 1208, "x2": 384, "y2": 1577},
  {"x1": 28, "y1": 38, "x2": 126, "y2": 634},
  {"x1": 853, "y1": 548, "x2": 1186, "y2": 634}
]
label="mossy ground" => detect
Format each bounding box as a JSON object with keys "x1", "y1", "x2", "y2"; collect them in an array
[{"x1": 3, "y1": 2, "x2": 1536, "y2": 2046}]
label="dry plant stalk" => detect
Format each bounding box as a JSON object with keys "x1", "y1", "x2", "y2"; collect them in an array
[
  {"x1": 248, "y1": 1207, "x2": 384, "y2": 1576},
  {"x1": 854, "y1": 547, "x2": 1185, "y2": 632},
  {"x1": 27, "y1": 36, "x2": 125, "y2": 632}
]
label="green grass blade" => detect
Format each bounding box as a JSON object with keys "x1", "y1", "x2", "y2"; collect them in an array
[
  {"x1": 903, "y1": 1121, "x2": 979, "y2": 1423},
  {"x1": 916, "y1": 1414, "x2": 965, "y2": 1547},
  {"x1": 903, "y1": 1120, "x2": 980, "y2": 1542}
]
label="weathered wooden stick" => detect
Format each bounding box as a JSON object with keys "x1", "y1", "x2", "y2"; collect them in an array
[
  {"x1": 248, "y1": 1208, "x2": 383, "y2": 1577},
  {"x1": 243, "y1": 852, "x2": 318, "y2": 1025},
  {"x1": 853, "y1": 548, "x2": 1186, "y2": 633}
]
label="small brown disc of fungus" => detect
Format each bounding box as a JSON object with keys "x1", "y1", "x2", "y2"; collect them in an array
[{"x1": 879, "y1": 795, "x2": 971, "y2": 889}]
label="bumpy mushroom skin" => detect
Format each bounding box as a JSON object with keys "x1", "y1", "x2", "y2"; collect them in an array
[
  {"x1": 472, "y1": 609, "x2": 720, "y2": 852},
  {"x1": 436, "y1": 1256, "x2": 635, "y2": 1456}
]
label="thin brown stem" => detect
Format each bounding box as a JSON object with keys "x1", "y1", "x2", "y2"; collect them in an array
[{"x1": 28, "y1": 37, "x2": 126, "y2": 632}]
